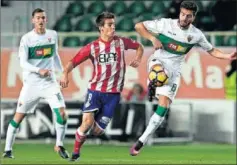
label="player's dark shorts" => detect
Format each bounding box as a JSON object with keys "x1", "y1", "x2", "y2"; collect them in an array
[{"x1": 82, "y1": 89, "x2": 120, "y2": 130}]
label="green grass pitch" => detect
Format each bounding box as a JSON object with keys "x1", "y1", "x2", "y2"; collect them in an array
[{"x1": 1, "y1": 143, "x2": 236, "y2": 164}]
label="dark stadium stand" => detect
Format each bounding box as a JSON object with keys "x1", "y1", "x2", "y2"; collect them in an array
[
  {"x1": 65, "y1": 2, "x2": 84, "y2": 17},
  {"x1": 117, "y1": 17, "x2": 134, "y2": 31},
  {"x1": 63, "y1": 36, "x2": 81, "y2": 47},
  {"x1": 149, "y1": 1, "x2": 166, "y2": 16},
  {"x1": 88, "y1": 1, "x2": 106, "y2": 16},
  {"x1": 74, "y1": 17, "x2": 94, "y2": 32},
  {"x1": 54, "y1": 15, "x2": 72, "y2": 32},
  {"x1": 109, "y1": 1, "x2": 127, "y2": 16},
  {"x1": 226, "y1": 36, "x2": 237, "y2": 46},
  {"x1": 128, "y1": 1, "x2": 147, "y2": 16}
]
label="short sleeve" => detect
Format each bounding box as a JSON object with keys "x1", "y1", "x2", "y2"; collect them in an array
[
  {"x1": 121, "y1": 37, "x2": 139, "y2": 50},
  {"x1": 71, "y1": 44, "x2": 91, "y2": 67},
  {"x1": 143, "y1": 18, "x2": 165, "y2": 34},
  {"x1": 197, "y1": 32, "x2": 213, "y2": 51}
]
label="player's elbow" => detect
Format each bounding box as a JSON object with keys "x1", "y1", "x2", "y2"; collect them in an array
[
  {"x1": 137, "y1": 43, "x2": 144, "y2": 52},
  {"x1": 134, "y1": 22, "x2": 143, "y2": 32},
  {"x1": 139, "y1": 43, "x2": 144, "y2": 49}
]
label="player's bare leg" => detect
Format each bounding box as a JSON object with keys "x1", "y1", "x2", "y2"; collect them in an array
[
  {"x1": 91, "y1": 122, "x2": 104, "y2": 136},
  {"x1": 53, "y1": 107, "x2": 69, "y2": 159},
  {"x1": 3, "y1": 112, "x2": 25, "y2": 158},
  {"x1": 70, "y1": 112, "x2": 94, "y2": 161},
  {"x1": 130, "y1": 95, "x2": 171, "y2": 156}
]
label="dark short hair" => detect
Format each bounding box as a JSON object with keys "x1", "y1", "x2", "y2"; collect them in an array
[
  {"x1": 95, "y1": 11, "x2": 115, "y2": 27},
  {"x1": 32, "y1": 8, "x2": 45, "y2": 17},
  {"x1": 180, "y1": 1, "x2": 198, "y2": 16}
]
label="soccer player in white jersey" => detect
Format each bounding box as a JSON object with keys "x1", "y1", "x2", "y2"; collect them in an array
[
  {"x1": 2, "y1": 8, "x2": 69, "y2": 159},
  {"x1": 130, "y1": 1, "x2": 237, "y2": 156}
]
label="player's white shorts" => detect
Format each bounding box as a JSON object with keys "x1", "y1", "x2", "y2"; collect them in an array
[
  {"x1": 16, "y1": 84, "x2": 65, "y2": 114},
  {"x1": 147, "y1": 57, "x2": 180, "y2": 102}
]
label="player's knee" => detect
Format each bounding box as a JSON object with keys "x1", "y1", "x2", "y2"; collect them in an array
[
  {"x1": 158, "y1": 95, "x2": 171, "y2": 107},
  {"x1": 59, "y1": 109, "x2": 67, "y2": 120},
  {"x1": 82, "y1": 112, "x2": 94, "y2": 125},
  {"x1": 53, "y1": 108, "x2": 67, "y2": 125},
  {"x1": 155, "y1": 97, "x2": 170, "y2": 117},
  {"x1": 83, "y1": 117, "x2": 94, "y2": 126},
  {"x1": 81, "y1": 121, "x2": 94, "y2": 134},
  {"x1": 92, "y1": 129, "x2": 104, "y2": 136},
  {"x1": 91, "y1": 124, "x2": 104, "y2": 136}
]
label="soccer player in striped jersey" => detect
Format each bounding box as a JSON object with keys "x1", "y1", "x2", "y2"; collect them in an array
[
  {"x1": 130, "y1": 1, "x2": 237, "y2": 156},
  {"x1": 2, "y1": 8, "x2": 69, "y2": 159},
  {"x1": 60, "y1": 11, "x2": 144, "y2": 161}
]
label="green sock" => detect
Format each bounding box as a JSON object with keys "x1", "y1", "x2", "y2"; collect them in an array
[
  {"x1": 53, "y1": 108, "x2": 67, "y2": 125},
  {"x1": 10, "y1": 119, "x2": 20, "y2": 128},
  {"x1": 155, "y1": 105, "x2": 168, "y2": 117},
  {"x1": 5, "y1": 119, "x2": 20, "y2": 151}
]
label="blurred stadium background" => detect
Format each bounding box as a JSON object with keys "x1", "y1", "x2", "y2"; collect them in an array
[{"x1": 1, "y1": 0, "x2": 236, "y2": 164}]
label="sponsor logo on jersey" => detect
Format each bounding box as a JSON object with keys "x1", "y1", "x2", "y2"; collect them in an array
[
  {"x1": 36, "y1": 48, "x2": 52, "y2": 56},
  {"x1": 168, "y1": 43, "x2": 187, "y2": 53},
  {"x1": 29, "y1": 44, "x2": 54, "y2": 59},
  {"x1": 48, "y1": 38, "x2": 51, "y2": 42},
  {"x1": 168, "y1": 31, "x2": 176, "y2": 36},
  {"x1": 98, "y1": 53, "x2": 117, "y2": 64}
]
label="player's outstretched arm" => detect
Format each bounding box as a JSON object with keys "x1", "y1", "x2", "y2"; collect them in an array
[
  {"x1": 198, "y1": 32, "x2": 236, "y2": 61},
  {"x1": 135, "y1": 22, "x2": 163, "y2": 50},
  {"x1": 208, "y1": 48, "x2": 237, "y2": 60}
]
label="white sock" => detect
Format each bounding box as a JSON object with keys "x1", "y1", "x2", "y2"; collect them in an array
[
  {"x1": 139, "y1": 113, "x2": 164, "y2": 144},
  {"x1": 55, "y1": 122, "x2": 67, "y2": 147},
  {"x1": 5, "y1": 123, "x2": 18, "y2": 151}
]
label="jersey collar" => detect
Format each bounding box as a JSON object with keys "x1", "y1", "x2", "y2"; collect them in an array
[{"x1": 99, "y1": 36, "x2": 114, "y2": 44}]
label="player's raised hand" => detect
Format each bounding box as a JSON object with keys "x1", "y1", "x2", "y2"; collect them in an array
[
  {"x1": 60, "y1": 74, "x2": 69, "y2": 88},
  {"x1": 39, "y1": 69, "x2": 51, "y2": 77},
  {"x1": 129, "y1": 58, "x2": 141, "y2": 68},
  {"x1": 151, "y1": 37, "x2": 163, "y2": 50}
]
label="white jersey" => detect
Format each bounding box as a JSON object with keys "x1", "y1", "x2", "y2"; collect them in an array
[
  {"x1": 18, "y1": 29, "x2": 63, "y2": 88},
  {"x1": 144, "y1": 18, "x2": 213, "y2": 75}
]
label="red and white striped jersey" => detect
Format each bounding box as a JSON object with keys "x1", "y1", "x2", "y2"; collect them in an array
[{"x1": 71, "y1": 35, "x2": 140, "y2": 93}]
